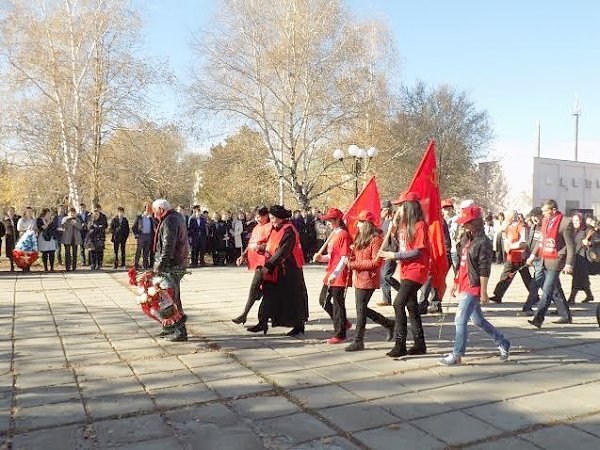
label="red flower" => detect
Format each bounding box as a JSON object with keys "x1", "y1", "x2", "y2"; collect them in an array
[{"x1": 127, "y1": 267, "x2": 138, "y2": 286}]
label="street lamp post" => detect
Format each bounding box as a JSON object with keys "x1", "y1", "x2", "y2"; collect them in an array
[
  {"x1": 572, "y1": 94, "x2": 581, "y2": 162},
  {"x1": 332, "y1": 145, "x2": 378, "y2": 197}
]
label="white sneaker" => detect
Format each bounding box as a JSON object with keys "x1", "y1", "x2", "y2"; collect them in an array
[
  {"x1": 498, "y1": 343, "x2": 510, "y2": 362},
  {"x1": 438, "y1": 353, "x2": 462, "y2": 366}
]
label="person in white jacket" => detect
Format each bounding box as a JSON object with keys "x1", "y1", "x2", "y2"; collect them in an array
[{"x1": 231, "y1": 212, "x2": 245, "y2": 261}]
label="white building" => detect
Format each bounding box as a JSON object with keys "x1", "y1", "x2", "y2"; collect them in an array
[{"x1": 533, "y1": 157, "x2": 600, "y2": 216}]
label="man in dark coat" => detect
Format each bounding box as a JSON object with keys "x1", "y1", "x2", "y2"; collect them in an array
[
  {"x1": 153, "y1": 199, "x2": 190, "y2": 341},
  {"x1": 109, "y1": 207, "x2": 130, "y2": 268},
  {"x1": 78, "y1": 203, "x2": 91, "y2": 265},
  {"x1": 187, "y1": 205, "x2": 208, "y2": 267},
  {"x1": 3, "y1": 208, "x2": 21, "y2": 271}
]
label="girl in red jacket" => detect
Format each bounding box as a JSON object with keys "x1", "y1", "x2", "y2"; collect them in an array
[
  {"x1": 345, "y1": 210, "x2": 395, "y2": 352},
  {"x1": 378, "y1": 191, "x2": 430, "y2": 358},
  {"x1": 315, "y1": 208, "x2": 352, "y2": 344}
]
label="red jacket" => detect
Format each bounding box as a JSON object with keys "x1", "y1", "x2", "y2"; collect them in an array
[{"x1": 348, "y1": 235, "x2": 383, "y2": 289}]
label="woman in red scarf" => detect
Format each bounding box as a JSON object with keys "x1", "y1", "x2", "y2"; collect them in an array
[
  {"x1": 315, "y1": 208, "x2": 352, "y2": 344},
  {"x1": 378, "y1": 192, "x2": 430, "y2": 358},
  {"x1": 345, "y1": 210, "x2": 395, "y2": 351}
]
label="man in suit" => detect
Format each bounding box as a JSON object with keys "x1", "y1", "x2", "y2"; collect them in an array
[
  {"x1": 110, "y1": 207, "x2": 130, "y2": 268},
  {"x1": 187, "y1": 205, "x2": 208, "y2": 267},
  {"x1": 132, "y1": 203, "x2": 157, "y2": 269},
  {"x1": 526, "y1": 199, "x2": 574, "y2": 328}
]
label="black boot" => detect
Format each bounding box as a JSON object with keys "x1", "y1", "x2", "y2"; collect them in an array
[
  {"x1": 286, "y1": 324, "x2": 305, "y2": 336},
  {"x1": 407, "y1": 333, "x2": 427, "y2": 355},
  {"x1": 384, "y1": 320, "x2": 395, "y2": 342},
  {"x1": 165, "y1": 324, "x2": 188, "y2": 342},
  {"x1": 583, "y1": 287, "x2": 595, "y2": 303},
  {"x1": 247, "y1": 322, "x2": 268, "y2": 334},
  {"x1": 345, "y1": 339, "x2": 364, "y2": 352},
  {"x1": 386, "y1": 334, "x2": 407, "y2": 358},
  {"x1": 232, "y1": 314, "x2": 248, "y2": 325}
]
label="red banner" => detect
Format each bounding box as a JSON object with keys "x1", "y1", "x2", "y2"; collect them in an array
[
  {"x1": 344, "y1": 176, "x2": 381, "y2": 239},
  {"x1": 407, "y1": 140, "x2": 450, "y2": 298}
]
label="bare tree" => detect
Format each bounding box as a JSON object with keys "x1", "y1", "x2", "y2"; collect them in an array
[
  {"x1": 0, "y1": 0, "x2": 157, "y2": 208},
  {"x1": 189, "y1": 0, "x2": 397, "y2": 208}
]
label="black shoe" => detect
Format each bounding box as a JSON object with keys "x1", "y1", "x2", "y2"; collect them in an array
[
  {"x1": 345, "y1": 340, "x2": 364, "y2": 352},
  {"x1": 489, "y1": 296, "x2": 502, "y2": 304},
  {"x1": 155, "y1": 329, "x2": 172, "y2": 337},
  {"x1": 528, "y1": 319, "x2": 542, "y2": 329},
  {"x1": 553, "y1": 318, "x2": 572, "y2": 324},
  {"x1": 232, "y1": 314, "x2": 247, "y2": 325},
  {"x1": 582, "y1": 297, "x2": 594, "y2": 304},
  {"x1": 165, "y1": 331, "x2": 188, "y2": 342},
  {"x1": 286, "y1": 325, "x2": 305, "y2": 337},
  {"x1": 517, "y1": 309, "x2": 534, "y2": 317},
  {"x1": 386, "y1": 341, "x2": 407, "y2": 358},
  {"x1": 385, "y1": 324, "x2": 395, "y2": 342},
  {"x1": 407, "y1": 345, "x2": 427, "y2": 355},
  {"x1": 247, "y1": 323, "x2": 268, "y2": 334}
]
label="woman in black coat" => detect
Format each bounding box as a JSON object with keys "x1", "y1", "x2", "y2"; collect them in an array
[{"x1": 568, "y1": 214, "x2": 594, "y2": 304}]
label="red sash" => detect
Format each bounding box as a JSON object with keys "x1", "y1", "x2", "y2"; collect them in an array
[
  {"x1": 263, "y1": 222, "x2": 304, "y2": 282},
  {"x1": 246, "y1": 222, "x2": 272, "y2": 270},
  {"x1": 540, "y1": 213, "x2": 563, "y2": 259},
  {"x1": 506, "y1": 222, "x2": 525, "y2": 263}
]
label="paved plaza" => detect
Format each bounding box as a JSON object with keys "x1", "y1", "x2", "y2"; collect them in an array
[{"x1": 1, "y1": 264, "x2": 599, "y2": 449}]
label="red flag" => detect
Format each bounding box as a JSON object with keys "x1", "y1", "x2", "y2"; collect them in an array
[
  {"x1": 344, "y1": 176, "x2": 381, "y2": 239},
  {"x1": 407, "y1": 140, "x2": 450, "y2": 298}
]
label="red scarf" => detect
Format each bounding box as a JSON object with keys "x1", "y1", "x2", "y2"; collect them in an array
[{"x1": 540, "y1": 213, "x2": 563, "y2": 259}]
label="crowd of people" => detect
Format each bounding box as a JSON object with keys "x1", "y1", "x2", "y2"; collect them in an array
[
  {"x1": 0, "y1": 203, "x2": 329, "y2": 272},
  {"x1": 2, "y1": 195, "x2": 599, "y2": 355}
]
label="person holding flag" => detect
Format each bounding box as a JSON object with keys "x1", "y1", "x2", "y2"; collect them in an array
[
  {"x1": 378, "y1": 191, "x2": 430, "y2": 358},
  {"x1": 439, "y1": 204, "x2": 511, "y2": 366},
  {"x1": 345, "y1": 210, "x2": 395, "y2": 351},
  {"x1": 314, "y1": 208, "x2": 352, "y2": 344}
]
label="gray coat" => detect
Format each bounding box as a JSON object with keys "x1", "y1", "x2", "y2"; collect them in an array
[
  {"x1": 61, "y1": 216, "x2": 83, "y2": 246},
  {"x1": 541, "y1": 215, "x2": 575, "y2": 272}
]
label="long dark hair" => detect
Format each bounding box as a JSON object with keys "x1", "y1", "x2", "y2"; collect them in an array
[
  {"x1": 354, "y1": 221, "x2": 379, "y2": 250},
  {"x1": 397, "y1": 200, "x2": 424, "y2": 243}
]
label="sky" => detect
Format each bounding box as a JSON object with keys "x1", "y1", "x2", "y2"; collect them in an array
[{"x1": 136, "y1": 0, "x2": 600, "y2": 206}]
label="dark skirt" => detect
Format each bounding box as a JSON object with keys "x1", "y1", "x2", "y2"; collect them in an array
[
  {"x1": 262, "y1": 262, "x2": 309, "y2": 328},
  {"x1": 572, "y1": 254, "x2": 591, "y2": 290}
]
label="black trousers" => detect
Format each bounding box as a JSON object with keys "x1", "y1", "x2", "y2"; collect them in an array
[
  {"x1": 135, "y1": 234, "x2": 153, "y2": 269},
  {"x1": 64, "y1": 245, "x2": 78, "y2": 271},
  {"x1": 319, "y1": 285, "x2": 347, "y2": 339},
  {"x1": 393, "y1": 279, "x2": 424, "y2": 343},
  {"x1": 355, "y1": 288, "x2": 392, "y2": 341},
  {"x1": 41, "y1": 251, "x2": 55, "y2": 271},
  {"x1": 90, "y1": 249, "x2": 104, "y2": 269},
  {"x1": 240, "y1": 269, "x2": 263, "y2": 319},
  {"x1": 113, "y1": 241, "x2": 126, "y2": 267},
  {"x1": 493, "y1": 261, "x2": 532, "y2": 301},
  {"x1": 56, "y1": 242, "x2": 63, "y2": 265}
]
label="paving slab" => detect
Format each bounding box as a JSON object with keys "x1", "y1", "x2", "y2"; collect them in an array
[
  {"x1": 354, "y1": 423, "x2": 445, "y2": 450},
  {"x1": 520, "y1": 424, "x2": 600, "y2": 450},
  {"x1": 255, "y1": 412, "x2": 336, "y2": 446}
]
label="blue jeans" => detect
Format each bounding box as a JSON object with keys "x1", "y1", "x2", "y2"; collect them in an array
[
  {"x1": 453, "y1": 293, "x2": 510, "y2": 356},
  {"x1": 523, "y1": 259, "x2": 544, "y2": 311},
  {"x1": 380, "y1": 259, "x2": 398, "y2": 304},
  {"x1": 533, "y1": 269, "x2": 571, "y2": 323}
]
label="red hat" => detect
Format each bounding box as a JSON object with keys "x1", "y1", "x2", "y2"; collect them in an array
[
  {"x1": 456, "y1": 205, "x2": 482, "y2": 224},
  {"x1": 356, "y1": 210, "x2": 376, "y2": 223},
  {"x1": 441, "y1": 198, "x2": 454, "y2": 208},
  {"x1": 320, "y1": 208, "x2": 344, "y2": 221},
  {"x1": 392, "y1": 191, "x2": 420, "y2": 205}
]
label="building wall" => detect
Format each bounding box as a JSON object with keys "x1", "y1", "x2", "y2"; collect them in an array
[{"x1": 533, "y1": 157, "x2": 600, "y2": 216}]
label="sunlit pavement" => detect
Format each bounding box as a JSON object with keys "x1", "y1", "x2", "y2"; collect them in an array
[{"x1": 1, "y1": 264, "x2": 599, "y2": 449}]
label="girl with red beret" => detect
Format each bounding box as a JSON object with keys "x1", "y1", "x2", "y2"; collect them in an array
[
  {"x1": 345, "y1": 210, "x2": 395, "y2": 351},
  {"x1": 314, "y1": 208, "x2": 352, "y2": 344}
]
